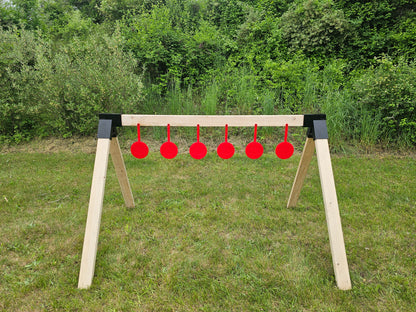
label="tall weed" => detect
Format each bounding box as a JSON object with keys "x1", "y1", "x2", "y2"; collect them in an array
[
  {"x1": 201, "y1": 80, "x2": 219, "y2": 115},
  {"x1": 261, "y1": 90, "x2": 275, "y2": 115}
]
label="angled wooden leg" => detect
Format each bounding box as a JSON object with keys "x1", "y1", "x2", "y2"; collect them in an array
[
  {"x1": 78, "y1": 138, "x2": 111, "y2": 289},
  {"x1": 287, "y1": 137, "x2": 315, "y2": 208},
  {"x1": 315, "y1": 139, "x2": 351, "y2": 290},
  {"x1": 110, "y1": 137, "x2": 134, "y2": 208}
]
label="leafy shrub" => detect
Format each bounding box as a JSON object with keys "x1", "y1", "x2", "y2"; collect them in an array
[
  {"x1": 121, "y1": 5, "x2": 188, "y2": 88},
  {"x1": 231, "y1": 8, "x2": 283, "y2": 69},
  {"x1": 0, "y1": 0, "x2": 42, "y2": 30},
  {"x1": 390, "y1": 18, "x2": 416, "y2": 60},
  {"x1": 186, "y1": 20, "x2": 226, "y2": 85},
  {"x1": 0, "y1": 27, "x2": 143, "y2": 141},
  {"x1": 0, "y1": 28, "x2": 46, "y2": 142},
  {"x1": 280, "y1": 0, "x2": 350, "y2": 59},
  {"x1": 46, "y1": 9, "x2": 94, "y2": 41},
  {"x1": 121, "y1": 4, "x2": 225, "y2": 90},
  {"x1": 335, "y1": 0, "x2": 416, "y2": 67},
  {"x1": 206, "y1": 0, "x2": 247, "y2": 34},
  {"x1": 44, "y1": 30, "x2": 143, "y2": 136},
  {"x1": 262, "y1": 56, "x2": 320, "y2": 112},
  {"x1": 351, "y1": 58, "x2": 416, "y2": 146}
]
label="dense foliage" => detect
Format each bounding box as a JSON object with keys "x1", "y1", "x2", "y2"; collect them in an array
[{"x1": 1, "y1": 0, "x2": 415, "y2": 147}]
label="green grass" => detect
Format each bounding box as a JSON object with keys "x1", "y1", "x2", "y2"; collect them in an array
[{"x1": 0, "y1": 145, "x2": 415, "y2": 311}]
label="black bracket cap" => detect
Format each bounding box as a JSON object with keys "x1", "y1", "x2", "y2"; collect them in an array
[
  {"x1": 97, "y1": 119, "x2": 114, "y2": 139},
  {"x1": 312, "y1": 119, "x2": 329, "y2": 140},
  {"x1": 97, "y1": 113, "x2": 121, "y2": 138},
  {"x1": 303, "y1": 114, "x2": 328, "y2": 139},
  {"x1": 99, "y1": 113, "x2": 122, "y2": 127},
  {"x1": 303, "y1": 114, "x2": 326, "y2": 128}
]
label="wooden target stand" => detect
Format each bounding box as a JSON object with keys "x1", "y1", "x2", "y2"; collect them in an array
[{"x1": 78, "y1": 113, "x2": 352, "y2": 290}]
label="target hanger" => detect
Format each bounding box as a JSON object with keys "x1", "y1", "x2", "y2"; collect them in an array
[
  {"x1": 245, "y1": 124, "x2": 263, "y2": 159},
  {"x1": 80, "y1": 113, "x2": 352, "y2": 291},
  {"x1": 160, "y1": 124, "x2": 178, "y2": 159},
  {"x1": 275, "y1": 123, "x2": 294, "y2": 159},
  {"x1": 189, "y1": 124, "x2": 207, "y2": 159},
  {"x1": 130, "y1": 123, "x2": 149, "y2": 159},
  {"x1": 217, "y1": 124, "x2": 234, "y2": 159}
]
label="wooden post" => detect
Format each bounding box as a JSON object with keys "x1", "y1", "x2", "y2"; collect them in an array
[
  {"x1": 110, "y1": 137, "x2": 134, "y2": 208},
  {"x1": 315, "y1": 138, "x2": 351, "y2": 290},
  {"x1": 287, "y1": 137, "x2": 315, "y2": 208},
  {"x1": 78, "y1": 138, "x2": 111, "y2": 289},
  {"x1": 310, "y1": 118, "x2": 351, "y2": 290}
]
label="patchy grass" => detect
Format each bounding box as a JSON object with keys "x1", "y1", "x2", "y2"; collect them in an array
[{"x1": 0, "y1": 145, "x2": 415, "y2": 311}]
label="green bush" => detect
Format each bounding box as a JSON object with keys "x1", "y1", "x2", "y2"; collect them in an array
[
  {"x1": 351, "y1": 58, "x2": 416, "y2": 146},
  {"x1": 0, "y1": 27, "x2": 143, "y2": 141},
  {"x1": 262, "y1": 56, "x2": 320, "y2": 112},
  {"x1": 279, "y1": 0, "x2": 350, "y2": 59},
  {"x1": 46, "y1": 9, "x2": 94, "y2": 41},
  {"x1": 335, "y1": 0, "x2": 416, "y2": 67},
  {"x1": 43, "y1": 29, "x2": 143, "y2": 136},
  {"x1": 121, "y1": 4, "x2": 225, "y2": 91},
  {"x1": 0, "y1": 28, "x2": 46, "y2": 142}
]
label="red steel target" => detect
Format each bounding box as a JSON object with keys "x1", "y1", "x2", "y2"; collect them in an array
[
  {"x1": 130, "y1": 123, "x2": 149, "y2": 159},
  {"x1": 132, "y1": 121, "x2": 292, "y2": 160},
  {"x1": 189, "y1": 124, "x2": 207, "y2": 159},
  {"x1": 160, "y1": 124, "x2": 178, "y2": 159},
  {"x1": 275, "y1": 123, "x2": 294, "y2": 159},
  {"x1": 217, "y1": 124, "x2": 234, "y2": 159},
  {"x1": 245, "y1": 124, "x2": 263, "y2": 159}
]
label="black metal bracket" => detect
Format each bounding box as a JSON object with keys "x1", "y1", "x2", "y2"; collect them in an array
[
  {"x1": 303, "y1": 114, "x2": 328, "y2": 140},
  {"x1": 96, "y1": 113, "x2": 329, "y2": 140},
  {"x1": 97, "y1": 113, "x2": 122, "y2": 139},
  {"x1": 312, "y1": 120, "x2": 329, "y2": 140}
]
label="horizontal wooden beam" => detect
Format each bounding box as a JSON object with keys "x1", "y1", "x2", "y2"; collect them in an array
[{"x1": 121, "y1": 115, "x2": 305, "y2": 127}]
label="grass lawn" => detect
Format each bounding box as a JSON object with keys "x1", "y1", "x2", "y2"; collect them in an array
[{"x1": 0, "y1": 140, "x2": 415, "y2": 311}]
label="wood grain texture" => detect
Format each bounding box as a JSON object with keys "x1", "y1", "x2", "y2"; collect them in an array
[
  {"x1": 287, "y1": 137, "x2": 315, "y2": 208},
  {"x1": 315, "y1": 139, "x2": 351, "y2": 290},
  {"x1": 121, "y1": 114, "x2": 304, "y2": 127},
  {"x1": 78, "y1": 138, "x2": 111, "y2": 289},
  {"x1": 110, "y1": 137, "x2": 134, "y2": 208}
]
